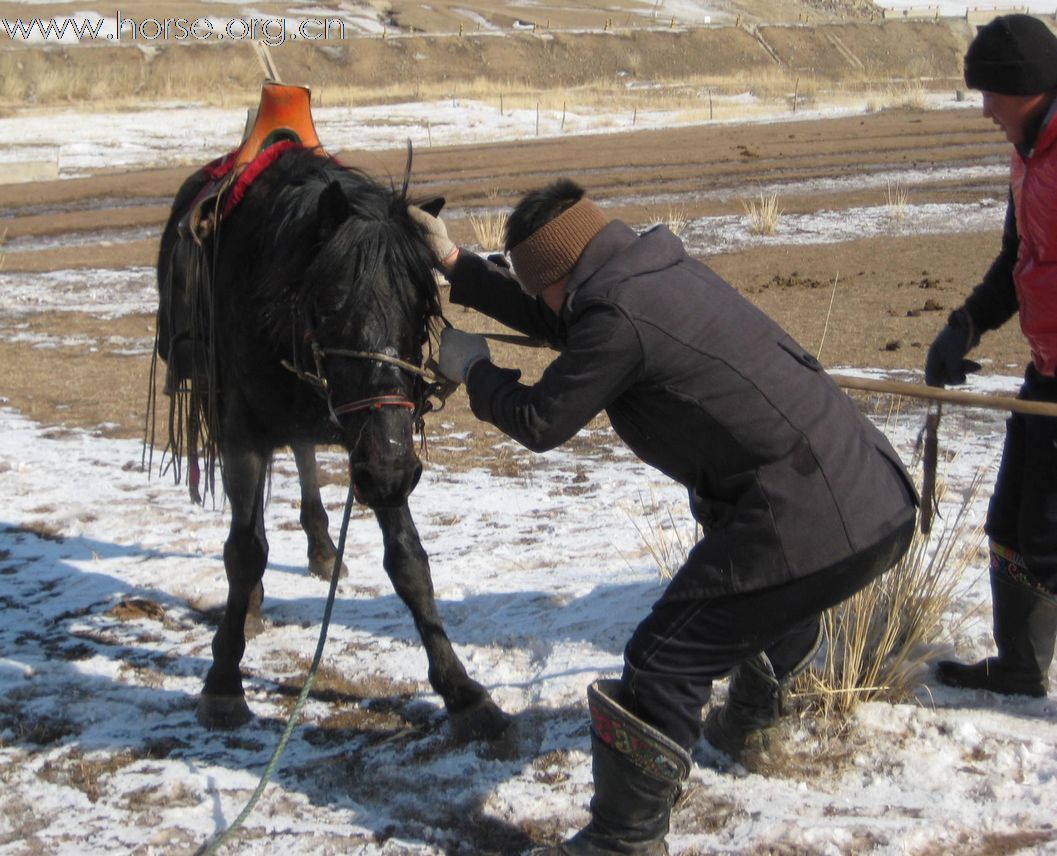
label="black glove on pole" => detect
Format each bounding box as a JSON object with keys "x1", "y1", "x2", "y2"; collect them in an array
[{"x1": 924, "y1": 309, "x2": 982, "y2": 387}]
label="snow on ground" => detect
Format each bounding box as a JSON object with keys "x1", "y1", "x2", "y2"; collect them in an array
[
  {"x1": 2, "y1": 96, "x2": 1057, "y2": 854},
  {"x1": 3, "y1": 370, "x2": 1057, "y2": 854},
  {"x1": 0, "y1": 91, "x2": 982, "y2": 178}
]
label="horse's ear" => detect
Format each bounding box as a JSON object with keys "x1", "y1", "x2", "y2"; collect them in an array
[
  {"x1": 317, "y1": 181, "x2": 349, "y2": 237},
  {"x1": 419, "y1": 196, "x2": 445, "y2": 217}
]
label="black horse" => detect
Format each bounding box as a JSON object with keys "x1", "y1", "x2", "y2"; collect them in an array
[{"x1": 152, "y1": 145, "x2": 510, "y2": 740}]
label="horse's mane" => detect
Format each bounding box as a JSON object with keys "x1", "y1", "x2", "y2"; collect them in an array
[{"x1": 247, "y1": 149, "x2": 443, "y2": 353}]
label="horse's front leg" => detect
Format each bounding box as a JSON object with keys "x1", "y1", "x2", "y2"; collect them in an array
[
  {"x1": 197, "y1": 446, "x2": 269, "y2": 729},
  {"x1": 375, "y1": 503, "x2": 512, "y2": 742},
  {"x1": 292, "y1": 442, "x2": 347, "y2": 580}
]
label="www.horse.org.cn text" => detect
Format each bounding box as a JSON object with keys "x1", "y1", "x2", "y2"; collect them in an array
[{"x1": 2, "y1": 14, "x2": 355, "y2": 46}]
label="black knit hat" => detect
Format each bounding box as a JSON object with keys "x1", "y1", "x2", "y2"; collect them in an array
[{"x1": 965, "y1": 14, "x2": 1057, "y2": 95}]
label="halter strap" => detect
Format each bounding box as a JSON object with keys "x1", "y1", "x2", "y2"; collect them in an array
[{"x1": 331, "y1": 395, "x2": 416, "y2": 417}]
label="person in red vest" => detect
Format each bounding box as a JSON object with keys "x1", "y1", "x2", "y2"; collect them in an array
[{"x1": 926, "y1": 14, "x2": 1057, "y2": 698}]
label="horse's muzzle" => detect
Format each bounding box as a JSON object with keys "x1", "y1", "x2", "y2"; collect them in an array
[{"x1": 350, "y1": 459, "x2": 422, "y2": 508}]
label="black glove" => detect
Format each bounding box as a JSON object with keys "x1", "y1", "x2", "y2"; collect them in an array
[{"x1": 924, "y1": 309, "x2": 981, "y2": 387}]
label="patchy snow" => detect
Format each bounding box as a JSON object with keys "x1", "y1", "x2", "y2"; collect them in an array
[
  {"x1": 3, "y1": 90, "x2": 1057, "y2": 854},
  {"x1": 2, "y1": 362, "x2": 1056, "y2": 853},
  {"x1": 0, "y1": 92, "x2": 982, "y2": 178},
  {"x1": 680, "y1": 198, "x2": 1008, "y2": 255}
]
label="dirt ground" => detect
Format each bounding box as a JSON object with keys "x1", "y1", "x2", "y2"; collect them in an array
[{"x1": 0, "y1": 105, "x2": 1025, "y2": 461}]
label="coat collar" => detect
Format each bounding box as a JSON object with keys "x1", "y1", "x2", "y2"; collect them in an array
[
  {"x1": 562, "y1": 221, "x2": 686, "y2": 319},
  {"x1": 1022, "y1": 95, "x2": 1057, "y2": 159}
]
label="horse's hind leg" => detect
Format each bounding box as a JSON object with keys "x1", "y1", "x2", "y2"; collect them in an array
[
  {"x1": 198, "y1": 446, "x2": 269, "y2": 729},
  {"x1": 292, "y1": 443, "x2": 348, "y2": 580},
  {"x1": 375, "y1": 504, "x2": 512, "y2": 742}
]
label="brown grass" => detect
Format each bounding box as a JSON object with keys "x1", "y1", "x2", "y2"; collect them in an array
[
  {"x1": 38, "y1": 747, "x2": 141, "y2": 803},
  {"x1": 743, "y1": 190, "x2": 783, "y2": 235},
  {"x1": 626, "y1": 490, "x2": 701, "y2": 581},
  {"x1": 795, "y1": 471, "x2": 986, "y2": 727},
  {"x1": 886, "y1": 180, "x2": 910, "y2": 220}
]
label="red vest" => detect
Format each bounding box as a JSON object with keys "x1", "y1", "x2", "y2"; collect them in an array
[{"x1": 1011, "y1": 115, "x2": 1057, "y2": 376}]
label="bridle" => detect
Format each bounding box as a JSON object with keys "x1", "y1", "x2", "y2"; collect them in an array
[{"x1": 280, "y1": 322, "x2": 457, "y2": 432}]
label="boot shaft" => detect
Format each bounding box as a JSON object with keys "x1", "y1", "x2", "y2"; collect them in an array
[
  {"x1": 588, "y1": 680, "x2": 691, "y2": 782},
  {"x1": 990, "y1": 547, "x2": 1057, "y2": 689},
  {"x1": 535, "y1": 680, "x2": 691, "y2": 855},
  {"x1": 938, "y1": 545, "x2": 1057, "y2": 696}
]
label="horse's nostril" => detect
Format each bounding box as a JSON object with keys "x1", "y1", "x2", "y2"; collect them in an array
[{"x1": 352, "y1": 466, "x2": 375, "y2": 501}]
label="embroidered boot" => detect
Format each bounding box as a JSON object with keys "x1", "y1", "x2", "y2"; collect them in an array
[
  {"x1": 938, "y1": 545, "x2": 1057, "y2": 697},
  {"x1": 534, "y1": 679, "x2": 691, "y2": 855}
]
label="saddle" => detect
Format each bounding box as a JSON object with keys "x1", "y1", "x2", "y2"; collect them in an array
[
  {"x1": 181, "y1": 81, "x2": 327, "y2": 243},
  {"x1": 163, "y1": 81, "x2": 328, "y2": 396}
]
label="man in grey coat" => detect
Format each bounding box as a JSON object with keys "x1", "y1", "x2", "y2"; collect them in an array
[{"x1": 412, "y1": 180, "x2": 916, "y2": 855}]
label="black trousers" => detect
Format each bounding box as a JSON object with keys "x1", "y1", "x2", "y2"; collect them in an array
[
  {"x1": 620, "y1": 513, "x2": 915, "y2": 750},
  {"x1": 986, "y1": 365, "x2": 1057, "y2": 595}
]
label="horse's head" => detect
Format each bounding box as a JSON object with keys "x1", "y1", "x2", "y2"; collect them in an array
[{"x1": 289, "y1": 169, "x2": 442, "y2": 508}]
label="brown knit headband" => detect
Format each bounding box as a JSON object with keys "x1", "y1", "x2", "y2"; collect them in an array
[{"x1": 509, "y1": 198, "x2": 609, "y2": 296}]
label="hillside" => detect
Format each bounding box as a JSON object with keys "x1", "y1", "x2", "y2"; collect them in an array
[{"x1": 1, "y1": 12, "x2": 980, "y2": 110}]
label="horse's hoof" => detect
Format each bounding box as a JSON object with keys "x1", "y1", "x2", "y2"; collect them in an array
[
  {"x1": 450, "y1": 697, "x2": 514, "y2": 743},
  {"x1": 308, "y1": 554, "x2": 348, "y2": 581},
  {"x1": 197, "y1": 694, "x2": 253, "y2": 729}
]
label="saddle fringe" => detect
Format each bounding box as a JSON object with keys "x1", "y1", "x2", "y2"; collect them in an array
[{"x1": 143, "y1": 220, "x2": 222, "y2": 505}]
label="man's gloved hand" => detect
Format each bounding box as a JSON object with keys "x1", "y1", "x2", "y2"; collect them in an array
[
  {"x1": 924, "y1": 309, "x2": 981, "y2": 387},
  {"x1": 408, "y1": 205, "x2": 458, "y2": 268},
  {"x1": 438, "y1": 327, "x2": 490, "y2": 384}
]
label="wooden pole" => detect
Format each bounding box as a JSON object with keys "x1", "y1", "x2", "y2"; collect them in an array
[
  {"x1": 830, "y1": 375, "x2": 1057, "y2": 418},
  {"x1": 477, "y1": 332, "x2": 1056, "y2": 417}
]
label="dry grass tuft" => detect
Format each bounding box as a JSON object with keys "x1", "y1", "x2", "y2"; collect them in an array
[
  {"x1": 658, "y1": 204, "x2": 691, "y2": 238},
  {"x1": 742, "y1": 191, "x2": 782, "y2": 236},
  {"x1": 795, "y1": 471, "x2": 986, "y2": 728},
  {"x1": 885, "y1": 180, "x2": 909, "y2": 221},
  {"x1": 467, "y1": 187, "x2": 507, "y2": 250},
  {"x1": 625, "y1": 491, "x2": 700, "y2": 582},
  {"x1": 468, "y1": 188, "x2": 509, "y2": 251},
  {"x1": 468, "y1": 210, "x2": 507, "y2": 251}
]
